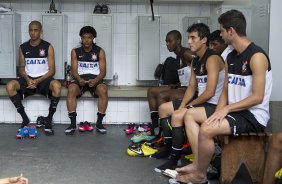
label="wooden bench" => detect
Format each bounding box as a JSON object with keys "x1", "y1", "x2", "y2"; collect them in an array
[
  {"x1": 220, "y1": 133, "x2": 270, "y2": 184},
  {"x1": 0, "y1": 85, "x2": 149, "y2": 98}
]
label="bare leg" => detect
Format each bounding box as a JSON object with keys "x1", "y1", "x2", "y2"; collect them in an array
[
  {"x1": 177, "y1": 119, "x2": 231, "y2": 183},
  {"x1": 263, "y1": 132, "x2": 282, "y2": 184},
  {"x1": 176, "y1": 107, "x2": 207, "y2": 174},
  {"x1": 158, "y1": 101, "x2": 175, "y2": 118},
  {"x1": 147, "y1": 86, "x2": 170, "y2": 111},
  {"x1": 95, "y1": 83, "x2": 108, "y2": 113},
  {"x1": 66, "y1": 83, "x2": 80, "y2": 112}
]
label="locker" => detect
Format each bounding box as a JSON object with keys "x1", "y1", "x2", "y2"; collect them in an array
[
  {"x1": 0, "y1": 12, "x2": 21, "y2": 78},
  {"x1": 182, "y1": 17, "x2": 209, "y2": 48},
  {"x1": 137, "y1": 16, "x2": 160, "y2": 81},
  {"x1": 42, "y1": 13, "x2": 67, "y2": 79},
  {"x1": 89, "y1": 14, "x2": 113, "y2": 80}
]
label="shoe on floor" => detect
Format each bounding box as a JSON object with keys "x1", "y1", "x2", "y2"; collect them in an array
[
  {"x1": 36, "y1": 116, "x2": 45, "y2": 128},
  {"x1": 44, "y1": 121, "x2": 54, "y2": 136},
  {"x1": 130, "y1": 131, "x2": 155, "y2": 143},
  {"x1": 137, "y1": 124, "x2": 151, "y2": 132},
  {"x1": 154, "y1": 159, "x2": 178, "y2": 173},
  {"x1": 96, "y1": 125, "x2": 107, "y2": 134},
  {"x1": 275, "y1": 167, "x2": 282, "y2": 179},
  {"x1": 127, "y1": 143, "x2": 158, "y2": 157},
  {"x1": 84, "y1": 121, "x2": 94, "y2": 132},
  {"x1": 28, "y1": 125, "x2": 38, "y2": 138},
  {"x1": 124, "y1": 123, "x2": 136, "y2": 135},
  {"x1": 16, "y1": 126, "x2": 29, "y2": 139},
  {"x1": 78, "y1": 122, "x2": 86, "y2": 132},
  {"x1": 65, "y1": 125, "x2": 76, "y2": 135},
  {"x1": 150, "y1": 145, "x2": 171, "y2": 159}
]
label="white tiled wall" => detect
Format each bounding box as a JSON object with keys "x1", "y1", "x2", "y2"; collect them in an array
[
  {"x1": 0, "y1": 1, "x2": 211, "y2": 123},
  {"x1": 0, "y1": 97, "x2": 150, "y2": 124}
]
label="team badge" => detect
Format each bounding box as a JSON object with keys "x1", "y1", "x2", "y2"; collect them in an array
[
  {"x1": 200, "y1": 64, "x2": 204, "y2": 74},
  {"x1": 242, "y1": 60, "x2": 248, "y2": 73},
  {"x1": 39, "y1": 49, "x2": 46, "y2": 57},
  {"x1": 91, "y1": 54, "x2": 97, "y2": 61}
]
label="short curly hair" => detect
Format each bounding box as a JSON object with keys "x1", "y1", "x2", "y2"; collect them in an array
[{"x1": 79, "y1": 26, "x2": 97, "y2": 38}]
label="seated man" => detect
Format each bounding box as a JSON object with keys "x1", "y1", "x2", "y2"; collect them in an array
[
  {"x1": 263, "y1": 131, "x2": 282, "y2": 184},
  {"x1": 153, "y1": 23, "x2": 225, "y2": 170},
  {"x1": 147, "y1": 30, "x2": 193, "y2": 136},
  {"x1": 209, "y1": 30, "x2": 233, "y2": 60},
  {"x1": 6, "y1": 20, "x2": 61, "y2": 137},
  {"x1": 175, "y1": 9, "x2": 272, "y2": 183},
  {"x1": 65, "y1": 26, "x2": 108, "y2": 135}
]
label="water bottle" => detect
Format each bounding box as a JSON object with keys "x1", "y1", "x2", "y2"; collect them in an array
[
  {"x1": 65, "y1": 74, "x2": 72, "y2": 88},
  {"x1": 113, "y1": 72, "x2": 118, "y2": 86}
]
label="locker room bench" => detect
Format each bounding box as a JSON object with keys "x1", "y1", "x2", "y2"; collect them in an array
[
  {"x1": 220, "y1": 132, "x2": 270, "y2": 184},
  {"x1": 0, "y1": 85, "x2": 149, "y2": 98}
]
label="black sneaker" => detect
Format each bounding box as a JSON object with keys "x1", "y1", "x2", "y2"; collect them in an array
[
  {"x1": 150, "y1": 145, "x2": 171, "y2": 159},
  {"x1": 154, "y1": 159, "x2": 178, "y2": 173},
  {"x1": 65, "y1": 126, "x2": 76, "y2": 135},
  {"x1": 96, "y1": 125, "x2": 107, "y2": 134},
  {"x1": 44, "y1": 122, "x2": 54, "y2": 136},
  {"x1": 36, "y1": 116, "x2": 45, "y2": 128}
]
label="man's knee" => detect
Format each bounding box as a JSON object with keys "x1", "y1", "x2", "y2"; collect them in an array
[
  {"x1": 171, "y1": 109, "x2": 186, "y2": 126},
  {"x1": 67, "y1": 84, "x2": 78, "y2": 97},
  {"x1": 50, "y1": 80, "x2": 61, "y2": 96},
  {"x1": 96, "y1": 84, "x2": 108, "y2": 98},
  {"x1": 6, "y1": 80, "x2": 19, "y2": 94},
  {"x1": 199, "y1": 125, "x2": 214, "y2": 140},
  {"x1": 271, "y1": 132, "x2": 282, "y2": 150}
]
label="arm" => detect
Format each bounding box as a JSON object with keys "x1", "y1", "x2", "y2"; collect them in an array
[
  {"x1": 224, "y1": 53, "x2": 268, "y2": 112},
  {"x1": 33, "y1": 45, "x2": 56, "y2": 85},
  {"x1": 70, "y1": 49, "x2": 85, "y2": 86},
  {"x1": 215, "y1": 61, "x2": 229, "y2": 110},
  {"x1": 88, "y1": 48, "x2": 106, "y2": 87},
  {"x1": 188, "y1": 55, "x2": 223, "y2": 106},
  {"x1": 206, "y1": 53, "x2": 268, "y2": 125},
  {"x1": 183, "y1": 49, "x2": 193, "y2": 67},
  {"x1": 178, "y1": 65, "x2": 197, "y2": 109},
  {"x1": 18, "y1": 48, "x2": 34, "y2": 88}
]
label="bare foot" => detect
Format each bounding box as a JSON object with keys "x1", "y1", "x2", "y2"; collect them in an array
[
  {"x1": 175, "y1": 163, "x2": 197, "y2": 174},
  {"x1": 176, "y1": 171, "x2": 207, "y2": 184}
]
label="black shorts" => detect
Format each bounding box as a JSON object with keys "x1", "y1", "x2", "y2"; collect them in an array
[
  {"x1": 18, "y1": 76, "x2": 54, "y2": 99},
  {"x1": 172, "y1": 91, "x2": 199, "y2": 110},
  {"x1": 73, "y1": 74, "x2": 104, "y2": 98},
  {"x1": 205, "y1": 106, "x2": 265, "y2": 136},
  {"x1": 172, "y1": 101, "x2": 215, "y2": 111}
]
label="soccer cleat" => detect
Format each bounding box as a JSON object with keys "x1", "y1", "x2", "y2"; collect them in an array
[
  {"x1": 84, "y1": 121, "x2": 94, "y2": 132},
  {"x1": 36, "y1": 116, "x2": 45, "y2": 128},
  {"x1": 137, "y1": 124, "x2": 151, "y2": 132},
  {"x1": 154, "y1": 159, "x2": 178, "y2": 173},
  {"x1": 124, "y1": 123, "x2": 136, "y2": 135},
  {"x1": 28, "y1": 126, "x2": 38, "y2": 138},
  {"x1": 275, "y1": 168, "x2": 282, "y2": 179},
  {"x1": 96, "y1": 125, "x2": 107, "y2": 134},
  {"x1": 16, "y1": 126, "x2": 29, "y2": 139},
  {"x1": 65, "y1": 126, "x2": 76, "y2": 135},
  {"x1": 130, "y1": 131, "x2": 155, "y2": 143},
  {"x1": 145, "y1": 136, "x2": 164, "y2": 148},
  {"x1": 78, "y1": 122, "x2": 86, "y2": 132},
  {"x1": 127, "y1": 143, "x2": 158, "y2": 157}
]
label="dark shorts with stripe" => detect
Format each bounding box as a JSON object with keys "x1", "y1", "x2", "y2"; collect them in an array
[
  {"x1": 205, "y1": 106, "x2": 265, "y2": 136},
  {"x1": 18, "y1": 76, "x2": 54, "y2": 99},
  {"x1": 72, "y1": 74, "x2": 104, "y2": 98}
]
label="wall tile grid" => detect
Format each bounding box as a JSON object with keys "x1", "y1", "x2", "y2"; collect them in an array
[{"x1": 0, "y1": 1, "x2": 211, "y2": 124}]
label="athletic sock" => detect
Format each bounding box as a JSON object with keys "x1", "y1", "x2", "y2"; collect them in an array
[
  {"x1": 46, "y1": 96, "x2": 60, "y2": 125},
  {"x1": 10, "y1": 94, "x2": 29, "y2": 127},
  {"x1": 96, "y1": 112, "x2": 106, "y2": 129},
  {"x1": 68, "y1": 111, "x2": 77, "y2": 128},
  {"x1": 170, "y1": 126, "x2": 185, "y2": 161}
]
